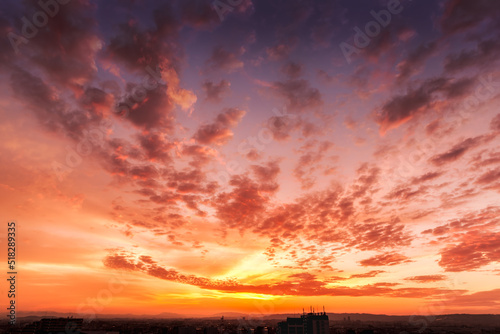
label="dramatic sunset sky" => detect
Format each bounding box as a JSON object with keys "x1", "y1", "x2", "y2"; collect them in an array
[{"x1": 1, "y1": 0, "x2": 499, "y2": 316}]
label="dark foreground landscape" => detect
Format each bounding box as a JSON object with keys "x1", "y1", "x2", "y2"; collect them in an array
[{"x1": 1, "y1": 313, "x2": 499, "y2": 334}]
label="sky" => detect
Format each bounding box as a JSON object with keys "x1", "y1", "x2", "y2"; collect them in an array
[{"x1": 0, "y1": 0, "x2": 500, "y2": 317}]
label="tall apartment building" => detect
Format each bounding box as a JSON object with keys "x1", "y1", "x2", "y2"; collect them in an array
[{"x1": 278, "y1": 310, "x2": 329, "y2": 334}]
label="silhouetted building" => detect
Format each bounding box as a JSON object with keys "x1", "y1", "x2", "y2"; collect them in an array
[
  {"x1": 18, "y1": 323, "x2": 38, "y2": 334},
  {"x1": 173, "y1": 326, "x2": 197, "y2": 334},
  {"x1": 254, "y1": 326, "x2": 268, "y2": 334},
  {"x1": 278, "y1": 310, "x2": 328, "y2": 334},
  {"x1": 237, "y1": 328, "x2": 252, "y2": 334},
  {"x1": 204, "y1": 327, "x2": 219, "y2": 334},
  {"x1": 13, "y1": 318, "x2": 83, "y2": 334},
  {"x1": 40, "y1": 317, "x2": 83, "y2": 333}
]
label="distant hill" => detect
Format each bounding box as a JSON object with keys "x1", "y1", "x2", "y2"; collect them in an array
[
  {"x1": 262, "y1": 313, "x2": 500, "y2": 326},
  {"x1": 15, "y1": 311, "x2": 187, "y2": 320},
  {"x1": 208, "y1": 312, "x2": 249, "y2": 319},
  {"x1": 262, "y1": 313, "x2": 410, "y2": 322},
  {"x1": 12, "y1": 311, "x2": 500, "y2": 327}
]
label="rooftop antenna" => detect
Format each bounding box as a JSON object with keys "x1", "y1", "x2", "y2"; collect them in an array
[{"x1": 323, "y1": 306, "x2": 325, "y2": 314}]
